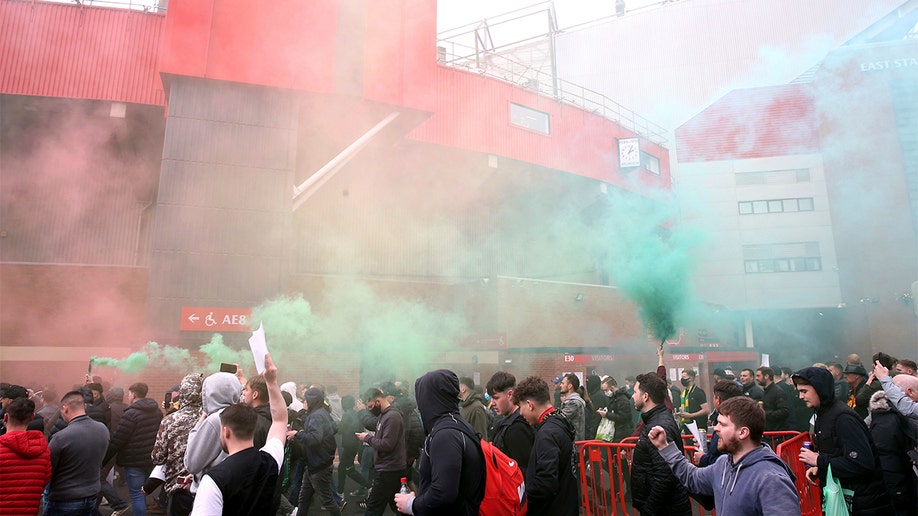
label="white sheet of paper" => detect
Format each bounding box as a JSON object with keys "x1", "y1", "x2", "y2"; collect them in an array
[
  {"x1": 761, "y1": 353, "x2": 770, "y2": 367},
  {"x1": 248, "y1": 322, "x2": 268, "y2": 374},
  {"x1": 685, "y1": 420, "x2": 706, "y2": 453}
]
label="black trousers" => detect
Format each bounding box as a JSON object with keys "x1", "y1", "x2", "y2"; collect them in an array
[{"x1": 363, "y1": 470, "x2": 403, "y2": 516}]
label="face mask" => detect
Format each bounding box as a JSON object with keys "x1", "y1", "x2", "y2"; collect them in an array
[
  {"x1": 604, "y1": 390, "x2": 613, "y2": 397},
  {"x1": 369, "y1": 405, "x2": 382, "y2": 417},
  {"x1": 680, "y1": 378, "x2": 690, "y2": 387}
]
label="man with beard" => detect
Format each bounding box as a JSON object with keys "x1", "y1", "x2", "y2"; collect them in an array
[
  {"x1": 458, "y1": 377, "x2": 490, "y2": 440},
  {"x1": 755, "y1": 366, "x2": 789, "y2": 431},
  {"x1": 630, "y1": 372, "x2": 691, "y2": 516},
  {"x1": 485, "y1": 371, "x2": 535, "y2": 475},
  {"x1": 190, "y1": 354, "x2": 287, "y2": 515},
  {"x1": 558, "y1": 373, "x2": 586, "y2": 441},
  {"x1": 355, "y1": 387, "x2": 405, "y2": 516},
  {"x1": 649, "y1": 396, "x2": 800, "y2": 515}
]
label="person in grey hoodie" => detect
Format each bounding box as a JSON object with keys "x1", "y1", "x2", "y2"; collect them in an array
[
  {"x1": 558, "y1": 373, "x2": 586, "y2": 441},
  {"x1": 183, "y1": 372, "x2": 242, "y2": 491},
  {"x1": 648, "y1": 396, "x2": 800, "y2": 516}
]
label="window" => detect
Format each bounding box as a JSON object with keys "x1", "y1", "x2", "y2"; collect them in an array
[
  {"x1": 738, "y1": 197, "x2": 815, "y2": 215},
  {"x1": 742, "y1": 242, "x2": 822, "y2": 274},
  {"x1": 641, "y1": 152, "x2": 661, "y2": 175},
  {"x1": 735, "y1": 168, "x2": 811, "y2": 186},
  {"x1": 510, "y1": 103, "x2": 550, "y2": 134}
]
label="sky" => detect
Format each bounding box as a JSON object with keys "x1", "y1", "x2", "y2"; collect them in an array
[{"x1": 437, "y1": 0, "x2": 663, "y2": 33}]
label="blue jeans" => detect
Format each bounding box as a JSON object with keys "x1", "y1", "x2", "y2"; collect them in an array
[
  {"x1": 44, "y1": 496, "x2": 96, "y2": 516},
  {"x1": 124, "y1": 466, "x2": 150, "y2": 516}
]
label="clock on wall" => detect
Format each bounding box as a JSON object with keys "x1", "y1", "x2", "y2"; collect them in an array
[{"x1": 618, "y1": 137, "x2": 641, "y2": 168}]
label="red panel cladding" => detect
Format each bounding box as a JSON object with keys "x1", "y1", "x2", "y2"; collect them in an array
[
  {"x1": 0, "y1": 1, "x2": 165, "y2": 105},
  {"x1": 407, "y1": 67, "x2": 672, "y2": 193},
  {"x1": 157, "y1": 0, "x2": 213, "y2": 79},
  {"x1": 205, "y1": 0, "x2": 337, "y2": 92},
  {"x1": 363, "y1": 0, "x2": 437, "y2": 112},
  {"x1": 675, "y1": 83, "x2": 819, "y2": 163}
]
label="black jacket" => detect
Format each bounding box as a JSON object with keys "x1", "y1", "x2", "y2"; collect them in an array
[
  {"x1": 761, "y1": 382, "x2": 789, "y2": 431},
  {"x1": 86, "y1": 397, "x2": 111, "y2": 430},
  {"x1": 631, "y1": 404, "x2": 691, "y2": 516},
  {"x1": 526, "y1": 410, "x2": 578, "y2": 516},
  {"x1": 104, "y1": 397, "x2": 164, "y2": 469},
  {"x1": 492, "y1": 409, "x2": 534, "y2": 473},
  {"x1": 253, "y1": 404, "x2": 272, "y2": 449},
  {"x1": 295, "y1": 403, "x2": 337, "y2": 473},
  {"x1": 794, "y1": 367, "x2": 891, "y2": 516},
  {"x1": 866, "y1": 390, "x2": 916, "y2": 516},
  {"x1": 605, "y1": 390, "x2": 634, "y2": 442},
  {"x1": 413, "y1": 370, "x2": 484, "y2": 516}
]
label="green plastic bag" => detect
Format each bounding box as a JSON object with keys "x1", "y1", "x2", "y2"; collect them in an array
[{"x1": 822, "y1": 464, "x2": 853, "y2": 516}]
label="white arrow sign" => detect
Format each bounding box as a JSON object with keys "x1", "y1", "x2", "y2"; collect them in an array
[{"x1": 187, "y1": 313, "x2": 199, "y2": 324}]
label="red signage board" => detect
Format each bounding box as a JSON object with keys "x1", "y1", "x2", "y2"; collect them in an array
[
  {"x1": 180, "y1": 307, "x2": 252, "y2": 332},
  {"x1": 668, "y1": 353, "x2": 705, "y2": 362},
  {"x1": 563, "y1": 354, "x2": 615, "y2": 364}
]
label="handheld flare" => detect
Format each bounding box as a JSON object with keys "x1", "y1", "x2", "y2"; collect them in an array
[{"x1": 88, "y1": 356, "x2": 94, "y2": 376}]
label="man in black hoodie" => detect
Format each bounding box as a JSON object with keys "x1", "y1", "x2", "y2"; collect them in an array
[
  {"x1": 394, "y1": 370, "x2": 484, "y2": 516},
  {"x1": 513, "y1": 376, "x2": 578, "y2": 516},
  {"x1": 293, "y1": 387, "x2": 340, "y2": 516},
  {"x1": 103, "y1": 383, "x2": 164, "y2": 516},
  {"x1": 792, "y1": 367, "x2": 891, "y2": 516}
]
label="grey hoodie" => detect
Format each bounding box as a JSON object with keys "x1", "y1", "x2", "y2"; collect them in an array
[
  {"x1": 183, "y1": 372, "x2": 241, "y2": 487},
  {"x1": 660, "y1": 442, "x2": 800, "y2": 516},
  {"x1": 559, "y1": 392, "x2": 586, "y2": 441}
]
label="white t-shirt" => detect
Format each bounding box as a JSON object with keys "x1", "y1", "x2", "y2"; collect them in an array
[{"x1": 190, "y1": 438, "x2": 284, "y2": 516}]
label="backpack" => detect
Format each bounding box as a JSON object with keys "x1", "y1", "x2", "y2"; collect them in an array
[
  {"x1": 427, "y1": 416, "x2": 527, "y2": 516},
  {"x1": 479, "y1": 439, "x2": 528, "y2": 516}
]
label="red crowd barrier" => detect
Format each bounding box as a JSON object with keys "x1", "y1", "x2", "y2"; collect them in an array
[
  {"x1": 775, "y1": 432, "x2": 822, "y2": 516},
  {"x1": 576, "y1": 440, "x2": 712, "y2": 516},
  {"x1": 577, "y1": 431, "x2": 814, "y2": 516}
]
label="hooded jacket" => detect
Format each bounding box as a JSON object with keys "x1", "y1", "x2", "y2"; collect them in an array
[
  {"x1": 295, "y1": 387, "x2": 337, "y2": 473},
  {"x1": 792, "y1": 367, "x2": 890, "y2": 516},
  {"x1": 604, "y1": 389, "x2": 635, "y2": 442},
  {"x1": 659, "y1": 441, "x2": 800, "y2": 515},
  {"x1": 0, "y1": 429, "x2": 52, "y2": 514},
  {"x1": 866, "y1": 390, "x2": 916, "y2": 515},
  {"x1": 526, "y1": 410, "x2": 578, "y2": 516},
  {"x1": 412, "y1": 370, "x2": 485, "y2": 516},
  {"x1": 458, "y1": 391, "x2": 490, "y2": 440},
  {"x1": 559, "y1": 391, "x2": 586, "y2": 441},
  {"x1": 152, "y1": 374, "x2": 204, "y2": 494},
  {"x1": 103, "y1": 396, "x2": 164, "y2": 468},
  {"x1": 184, "y1": 372, "x2": 242, "y2": 481},
  {"x1": 280, "y1": 382, "x2": 303, "y2": 412}
]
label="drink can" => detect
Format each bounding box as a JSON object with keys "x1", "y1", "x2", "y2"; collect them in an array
[{"x1": 802, "y1": 441, "x2": 812, "y2": 451}]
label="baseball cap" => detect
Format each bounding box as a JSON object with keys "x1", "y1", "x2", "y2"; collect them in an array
[
  {"x1": 1, "y1": 385, "x2": 28, "y2": 400},
  {"x1": 551, "y1": 375, "x2": 563, "y2": 383}
]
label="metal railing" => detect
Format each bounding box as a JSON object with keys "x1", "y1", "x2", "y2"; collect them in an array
[{"x1": 437, "y1": 38, "x2": 668, "y2": 146}]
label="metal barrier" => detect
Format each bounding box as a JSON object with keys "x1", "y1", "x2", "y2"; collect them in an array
[
  {"x1": 576, "y1": 440, "x2": 712, "y2": 516},
  {"x1": 775, "y1": 432, "x2": 822, "y2": 516},
  {"x1": 578, "y1": 431, "x2": 814, "y2": 516}
]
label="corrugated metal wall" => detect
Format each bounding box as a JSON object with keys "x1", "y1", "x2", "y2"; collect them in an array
[
  {"x1": 0, "y1": 96, "x2": 164, "y2": 266},
  {"x1": 147, "y1": 78, "x2": 297, "y2": 337},
  {"x1": 0, "y1": 0, "x2": 165, "y2": 106}
]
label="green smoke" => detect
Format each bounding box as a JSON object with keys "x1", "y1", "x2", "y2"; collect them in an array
[
  {"x1": 199, "y1": 333, "x2": 250, "y2": 372},
  {"x1": 91, "y1": 350, "x2": 149, "y2": 373},
  {"x1": 598, "y1": 190, "x2": 704, "y2": 341}
]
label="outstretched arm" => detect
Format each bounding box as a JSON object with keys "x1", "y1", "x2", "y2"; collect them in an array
[{"x1": 263, "y1": 353, "x2": 288, "y2": 444}]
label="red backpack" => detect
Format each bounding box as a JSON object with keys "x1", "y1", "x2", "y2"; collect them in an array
[{"x1": 479, "y1": 439, "x2": 527, "y2": 516}]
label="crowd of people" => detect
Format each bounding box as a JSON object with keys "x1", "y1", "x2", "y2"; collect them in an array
[{"x1": 1, "y1": 348, "x2": 916, "y2": 515}]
